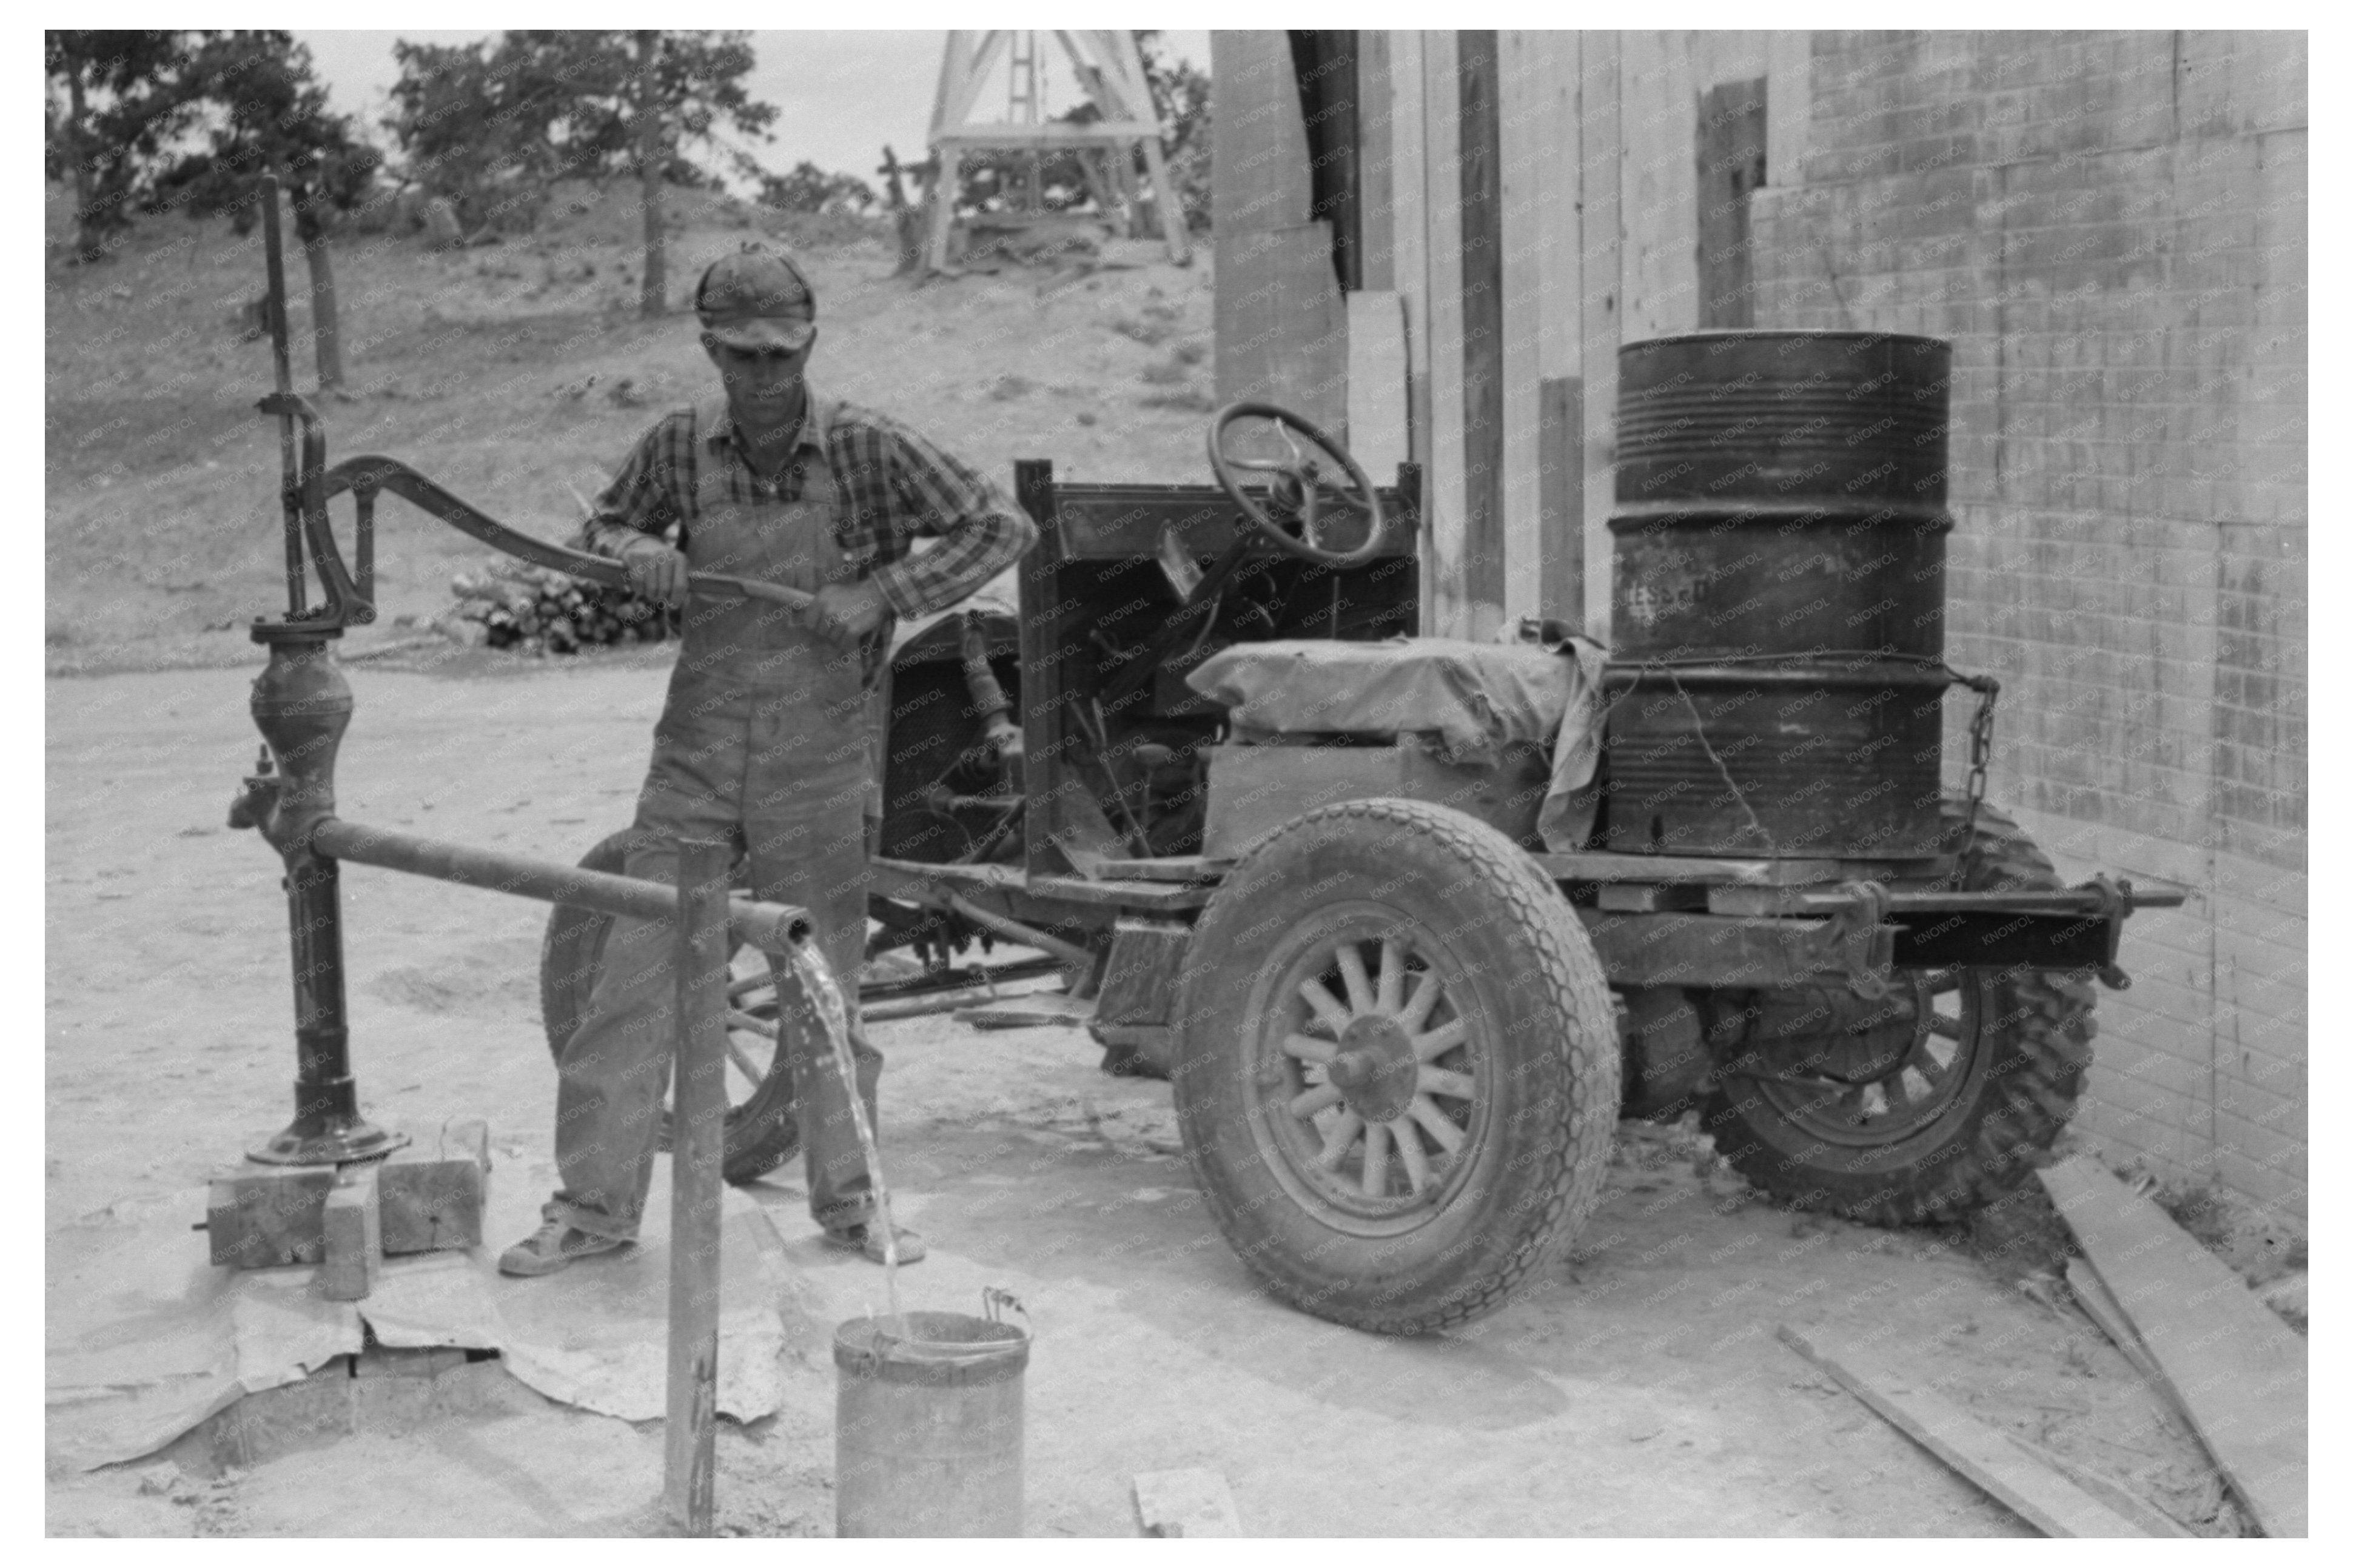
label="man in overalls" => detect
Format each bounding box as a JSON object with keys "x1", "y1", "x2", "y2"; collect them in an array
[{"x1": 502, "y1": 250, "x2": 1035, "y2": 1275}]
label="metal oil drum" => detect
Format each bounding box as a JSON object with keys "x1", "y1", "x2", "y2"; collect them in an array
[
  {"x1": 1610, "y1": 330, "x2": 1953, "y2": 662},
  {"x1": 834, "y1": 1310, "x2": 1030, "y2": 1537},
  {"x1": 1598, "y1": 659, "x2": 1952, "y2": 857},
  {"x1": 1603, "y1": 330, "x2": 1960, "y2": 859}
]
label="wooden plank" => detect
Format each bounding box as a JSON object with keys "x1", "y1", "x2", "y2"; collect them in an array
[
  {"x1": 2064, "y1": 1257, "x2": 2172, "y2": 1394},
  {"x1": 2003, "y1": 1431, "x2": 2198, "y2": 1538},
  {"x1": 1696, "y1": 77, "x2": 1769, "y2": 329},
  {"x1": 1455, "y1": 30, "x2": 1506, "y2": 639},
  {"x1": 1536, "y1": 849, "x2": 1860, "y2": 885},
  {"x1": 318, "y1": 1165, "x2": 381, "y2": 1303},
  {"x1": 935, "y1": 122, "x2": 1161, "y2": 146},
  {"x1": 1211, "y1": 223, "x2": 1346, "y2": 431},
  {"x1": 1497, "y1": 32, "x2": 1544, "y2": 627},
  {"x1": 2038, "y1": 1157, "x2": 2309, "y2": 1537},
  {"x1": 939, "y1": 30, "x2": 1010, "y2": 136},
  {"x1": 1346, "y1": 291, "x2": 1410, "y2": 478},
  {"x1": 926, "y1": 30, "x2": 972, "y2": 141},
  {"x1": 1420, "y1": 30, "x2": 1469, "y2": 640},
  {"x1": 1537, "y1": 377, "x2": 1583, "y2": 626},
  {"x1": 1617, "y1": 30, "x2": 1699, "y2": 339},
  {"x1": 1210, "y1": 30, "x2": 1311, "y2": 235},
  {"x1": 1528, "y1": 29, "x2": 1582, "y2": 384},
  {"x1": 1776, "y1": 1325, "x2": 2153, "y2": 1538},
  {"x1": 1355, "y1": 30, "x2": 1395, "y2": 292},
  {"x1": 1132, "y1": 1468, "x2": 1241, "y2": 1538},
  {"x1": 1765, "y1": 30, "x2": 1814, "y2": 190},
  {"x1": 1576, "y1": 31, "x2": 1620, "y2": 640},
  {"x1": 1389, "y1": 29, "x2": 1428, "y2": 484}
]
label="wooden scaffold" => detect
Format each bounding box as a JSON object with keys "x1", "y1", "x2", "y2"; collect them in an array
[{"x1": 922, "y1": 29, "x2": 1192, "y2": 274}]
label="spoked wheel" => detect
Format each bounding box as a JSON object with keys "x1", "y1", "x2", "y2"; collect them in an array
[
  {"x1": 1745, "y1": 968, "x2": 1986, "y2": 1147},
  {"x1": 1703, "y1": 803, "x2": 2096, "y2": 1225},
  {"x1": 1174, "y1": 798, "x2": 1619, "y2": 1335},
  {"x1": 1260, "y1": 922, "x2": 1486, "y2": 1218},
  {"x1": 540, "y1": 831, "x2": 801, "y2": 1185}
]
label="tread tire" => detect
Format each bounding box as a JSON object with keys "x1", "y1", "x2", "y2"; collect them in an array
[
  {"x1": 1172, "y1": 797, "x2": 1619, "y2": 1335},
  {"x1": 1701, "y1": 802, "x2": 2096, "y2": 1225}
]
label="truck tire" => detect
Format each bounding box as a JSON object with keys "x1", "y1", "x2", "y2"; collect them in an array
[
  {"x1": 1172, "y1": 798, "x2": 1619, "y2": 1335},
  {"x1": 540, "y1": 831, "x2": 801, "y2": 1185},
  {"x1": 1700, "y1": 803, "x2": 2096, "y2": 1225}
]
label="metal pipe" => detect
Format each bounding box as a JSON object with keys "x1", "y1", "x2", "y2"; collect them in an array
[
  {"x1": 258, "y1": 173, "x2": 304, "y2": 618},
  {"x1": 664, "y1": 837, "x2": 730, "y2": 1537},
  {"x1": 942, "y1": 891, "x2": 1095, "y2": 970},
  {"x1": 309, "y1": 818, "x2": 811, "y2": 951}
]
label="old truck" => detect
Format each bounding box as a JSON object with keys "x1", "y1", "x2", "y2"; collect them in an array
[{"x1": 536, "y1": 329, "x2": 2181, "y2": 1337}]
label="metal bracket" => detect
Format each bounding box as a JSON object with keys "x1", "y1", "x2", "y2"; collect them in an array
[
  {"x1": 1827, "y1": 879, "x2": 1896, "y2": 999},
  {"x1": 2082, "y1": 873, "x2": 2135, "y2": 990}
]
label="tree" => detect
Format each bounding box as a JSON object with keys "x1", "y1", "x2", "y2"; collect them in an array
[
  {"x1": 45, "y1": 30, "x2": 215, "y2": 263},
  {"x1": 386, "y1": 30, "x2": 777, "y2": 315},
  {"x1": 756, "y1": 161, "x2": 876, "y2": 216},
  {"x1": 152, "y1": 32, "x2": 381, "y2": 392},
  {"x1": 1134, "y1": 32, "x2": 1212, "y2": 234}
]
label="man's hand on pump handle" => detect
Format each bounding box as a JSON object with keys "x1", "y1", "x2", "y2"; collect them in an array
[{"x1": 619, "y1": 535, "x2": 888, "y2": 644}]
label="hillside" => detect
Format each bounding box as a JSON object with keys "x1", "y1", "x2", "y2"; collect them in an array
[{"x1": 44, "y1": 181, "x2": 1215, "y2": 674}]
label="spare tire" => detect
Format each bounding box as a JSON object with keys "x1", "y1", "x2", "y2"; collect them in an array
[{"x1": 1700, "y1": 802, "x2": 2096, "y2": 1225}]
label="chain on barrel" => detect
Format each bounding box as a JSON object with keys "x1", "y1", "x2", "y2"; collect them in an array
[{"x1": 1600, "y1": 330, "x2": 1958, "y2": 859}]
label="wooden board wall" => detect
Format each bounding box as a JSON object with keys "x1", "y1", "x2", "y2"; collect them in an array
[
  {"x1": 1210, "y1": 31, "x2": 1346, "y2": 433},
  {"x1": 1323, "y1": 32, "x2": 1799, "y2": 643}
]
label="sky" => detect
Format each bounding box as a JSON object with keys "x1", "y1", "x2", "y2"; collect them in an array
[{"x1": 295, "y1": 30, "x2": 1209, "y2": 191}]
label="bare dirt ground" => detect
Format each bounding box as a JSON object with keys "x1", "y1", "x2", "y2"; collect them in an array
[
  {"x1": 45, "y1": 179, "x2": 1211, "y2": 675},
  {"x1": 47, "y1": 658, "x2": 2238, "y2": 1537},
  {"x1": 45, "y1": 181, "x2": 2264, "y2": 1538}
]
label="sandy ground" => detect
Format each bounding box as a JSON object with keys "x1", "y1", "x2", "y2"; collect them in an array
[{"x1": 45, "y1": 654, "x2": 2239, "y2": 1537}]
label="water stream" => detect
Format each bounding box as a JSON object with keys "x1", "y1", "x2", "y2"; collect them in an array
[{"x1": 785, "y1": 942, "x2": 902, "y2": 1325}]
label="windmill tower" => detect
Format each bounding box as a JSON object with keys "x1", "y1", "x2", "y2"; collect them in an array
[{"x1": 922, "y1": 30, "x2": 1191, "y2": 273}]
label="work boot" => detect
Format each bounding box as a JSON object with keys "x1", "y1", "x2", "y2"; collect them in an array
[
  {"x1": 498, "y1": 1218, "x2": 631, "y2": 1277},
  {"x1": 822, "y1": 1222, "x2": 927, "y2": 1265}
]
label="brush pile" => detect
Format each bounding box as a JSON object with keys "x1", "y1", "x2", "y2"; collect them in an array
[{"x1": 441, "y1": 559, "x2": 680, "y2": 655}]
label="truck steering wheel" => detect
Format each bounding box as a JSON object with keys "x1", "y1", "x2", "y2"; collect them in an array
[{"x1": 1207, "y1": 401, "x2": 1389, "y2": 570}]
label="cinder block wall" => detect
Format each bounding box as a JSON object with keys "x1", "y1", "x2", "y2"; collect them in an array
[{"x1": 1751, "y1": 31, "x2": 2307, "y2": 1219}]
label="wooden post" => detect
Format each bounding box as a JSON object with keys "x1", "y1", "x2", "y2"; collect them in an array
[
  {"x1": 1136, "y1": 132, "x2": 1191, "y2": 264},
  {"x1": 662, "y1": 836, "x2": 731, "y2": 1537},
  {"x1": 924, "y1": 145, "x2": 962, "y2": 274}
]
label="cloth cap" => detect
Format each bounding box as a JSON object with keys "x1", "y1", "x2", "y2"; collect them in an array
[{"x1": 695, "y1": 250, "x2": 816, "y2": 351}]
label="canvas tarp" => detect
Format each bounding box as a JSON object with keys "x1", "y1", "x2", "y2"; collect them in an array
[{"x1": 1185, "y1": 635, "x2": 1610, "y2": 851}]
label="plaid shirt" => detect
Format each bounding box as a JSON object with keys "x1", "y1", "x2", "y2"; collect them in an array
[{"x1": 583, "y1": 387, "x2": 1034, "y2": 620}]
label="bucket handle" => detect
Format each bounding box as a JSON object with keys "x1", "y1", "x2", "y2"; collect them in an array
[{"x1": 982, "y1": 1286, "x2": 1030, "y2": 1335}]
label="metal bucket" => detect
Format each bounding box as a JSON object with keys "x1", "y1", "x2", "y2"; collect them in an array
[{"x1": 833, "y1": 1308, "x2": 1031, "y2": 1538}]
